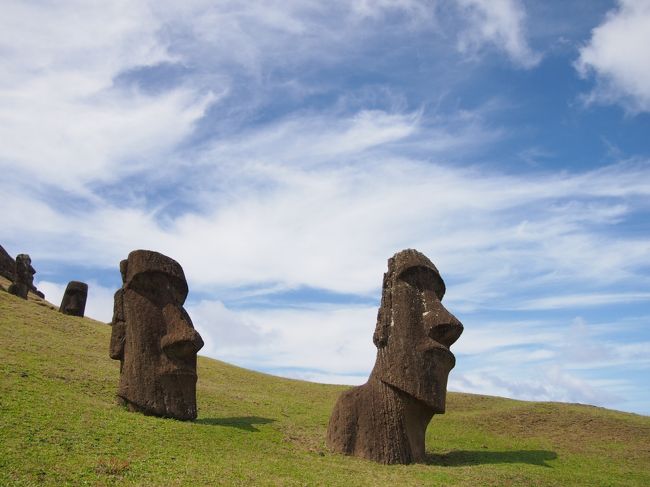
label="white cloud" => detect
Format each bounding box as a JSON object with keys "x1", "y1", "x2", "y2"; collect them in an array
[
  {"x1": 454, "y1": 0, "x2": 541, "y2": 68},
  {"x1": 0, "y1": 1, "x2": 216, "y2": 194},
  {"x1": 449, "y1": 313, "x2": 650, "y2": 410},
  {"x1": 458, "y1": 315, "x2": 650, "y2": 368},
  {"x1": 194, "y1": 304, "x2": 378, "y2": 376},
  {"x1": 6, "y1": 124, "x2": 649, "y2": 306},
  {"x1": 282, "y1": 371, "x2": 370, "y2": 386},
  {"x1": 150, "y1": 0, "x2": 438, "y2": 81},
  {"x1": 0, "y1": 87, "x2": 214, "y2": 193},
  {"x1": 512, "y1": 292, "x2": 650, "y2": 310},
  {"x1": 198, "y1": 110, "x2": 422, "y2": 168},
  {"x1": 0, "y1": 1, "x2": 169, "y2": 85},
  {"x1": 576, "y1": 0, "x2": 650, "y2": 113},
  {"x1": 35, "y1": 282, "x2": 66, "y2": 310},
  {"x1": 188, "y1": 300, "x2": 270, "y2": 358},
  {"x1": 451, "y1": 367, "x2": 622, "y2": 405},
  {"x1": 157, "y1": 298, "x2": 380, "y2": 385},
  {"x1": 351, "y1": 0, "x2": 434, "y2": 22},
  {"x1": 0, "y1": 0, "x2": 448, "y2": 195},
  {"x1": 453, "y1": 320, "x2": 557, "y2": 355},
  {"x1": 85, "y1": 282, "x2": 119, "y2": 323}
]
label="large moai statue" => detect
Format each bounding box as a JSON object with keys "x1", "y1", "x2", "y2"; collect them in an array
[
  {"x1": 8, "y1": 254, "x2": 35, "y2": 299},
  {"x1": 59, "y1": 281, "x2": 88, "y2": 317},
  {"x1": 109, "y1": 250, "x2": 204, "y2": 420},
  {"x1": 327, "y1": 249, "x2": 463, "y2": 464}
]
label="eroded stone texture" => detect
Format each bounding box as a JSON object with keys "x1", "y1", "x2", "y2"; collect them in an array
[
  {"x1": 0, "y1": 245, "x2": 15, "y2": 282},
  {"x1": 109, "y1": 250, "x2": 204, "y2": 420},
  {"x1": 59, "y1": 281, "x2": 88, "y2": 317},
  {"x1": 327, "y1": 249, "x2": 463, "y2": 464},
  {"x1": 8, "y1": 254, "x2": 35, "y2": 300}
]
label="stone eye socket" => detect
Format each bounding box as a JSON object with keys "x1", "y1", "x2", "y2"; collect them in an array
[
  {"x1": 129, "y1": 272, "x2": 185, "y2": 305},
  {"x1": 399, "y1": 265, "x2": 445, "y2": 300},
  {"x1": 400, "y1": 267, "x2": 438, "y2": 293}
]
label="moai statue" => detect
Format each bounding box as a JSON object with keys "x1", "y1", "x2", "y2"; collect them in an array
[
  {"x1": 327, "y1": 249, "x2": 463, "y2": 464},
  {"x1": 8, "y1": 254, "x2": 35, "y2": 299},
  {"x1": 109, "y1": 250, "x2": 204, "y2": 420},
  {"x1": 59, "y1": 281, "x2": 88, "y2": 317}
]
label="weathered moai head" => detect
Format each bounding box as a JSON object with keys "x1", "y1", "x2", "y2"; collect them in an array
[
  {"x1": 59, "y1": 281, "x2": 88, "y2": 317},
  {"x1": 16, "y1": 254, "x2": 35, "y2": 287},
  {"x1": 371, "y1": 249, "x2": 463, "y2": 412},
  {"x1": 327, "y1": 249, "x2": 463, "y2": 463},
  {"x1": 327, "y1": 249, "x2": 463, "y2": 464},
  {"x1": 109, "y1": 250, "x2": 204, "y2": 420},
  {"x1": 8, "y1": 254, "x2": 35, "y2": 299}
]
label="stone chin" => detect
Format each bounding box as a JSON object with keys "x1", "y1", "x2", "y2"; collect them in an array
[
  {"x1": 118, "y1": 378, "x2": 198, "y2": 420},
  {"x1": 414, "y1": 371, "x2": 451, "y2": 414},
  {"x1": 159, "y1": 375, "x2": 199, "y2": 420},
  {"x1": 417, "y1": 346, "x2": 456, "y2": 412},
  {"x1": 378, "y1": 346, "x2": 456, "y2": 413}
]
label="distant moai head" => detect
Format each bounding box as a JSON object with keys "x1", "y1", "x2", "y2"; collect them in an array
[
  {"x1": 109, "y1": 250, "x2": 204, "y2": 420},
  {"x1": 8, "y1": 254, "x2": 35, "y2": 299},
  {"x1": 59, "y1": 281, "x2": 88, "y2": 317},
  {"x1": 371, "y1": 249, "x2": 463, "y2": 413},
  {"x1": 15, "y1": 254, "x2": 35, "y2": 287}
]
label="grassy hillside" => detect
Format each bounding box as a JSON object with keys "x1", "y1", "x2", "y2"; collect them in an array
[{"x1": 1, "y1": 287, "x2": 649, "y2": 486}]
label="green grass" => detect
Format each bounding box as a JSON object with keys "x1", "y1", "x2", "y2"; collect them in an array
[{"x1": 1, "y1": 289, "x2": 649, "y2": 486}]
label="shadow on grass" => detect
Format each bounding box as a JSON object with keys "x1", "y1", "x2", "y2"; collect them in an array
[
  {"x1": 195, "y1": 416, "x2": 276, "y2": 432},
  {"x1": 426, "y1": 450, "x2": 557, "y2": 467}
]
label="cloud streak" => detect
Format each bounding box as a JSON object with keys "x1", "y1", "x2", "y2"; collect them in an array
[
  {"x1": 6, "y1": 113, "x2": 650, "y2": 310},
  {"x1": 454, "y1": 0, "x2": 541, "y2": 68},
  {"x1": 0, "y1": 0, "x2": 214, "y2": 194}
]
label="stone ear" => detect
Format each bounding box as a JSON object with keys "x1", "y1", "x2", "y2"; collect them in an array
[
  {"x1": 373, "y1": 271, "x2": 392, "y2": 348},
  {"x1": 119, "y1": 259, "x2": 128, "y2": 283},
  {"x1": 373, "y1": 309, "x2": 389, "y2": 348},
  {"x1": 109, "y1": 320, "x2": 125, "y2": 360},
  {"x1": 109, "y1": 288, "x2": 126, "y2": 360}
]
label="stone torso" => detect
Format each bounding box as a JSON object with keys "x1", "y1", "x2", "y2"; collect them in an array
[{"x1": 327, "y1": 376, "x2": 434, "y2": 464}]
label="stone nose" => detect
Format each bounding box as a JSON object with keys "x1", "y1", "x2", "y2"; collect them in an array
[
  {"x1": 160, "y1": 305, "x2": 204, "y2": 359},
  {"x1": 423, "y1": 295, "x2": 463, "y2": 347}
]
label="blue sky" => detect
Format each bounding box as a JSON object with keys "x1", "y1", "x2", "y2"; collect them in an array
[{"x1": 2, "y1": 0, "x2": 649, "y2": 414}]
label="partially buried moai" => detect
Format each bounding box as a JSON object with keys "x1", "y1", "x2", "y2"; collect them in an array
[
  {"x1": 109, "y1": 250, "x2": 204, "y2": 420},
  {"x1": 59, "y1": 281, "x2": 88, "y2": 317},
  {"x1": 327, "y1": 249, "x2": 463, "y2": 464},
  {"x1": 8, "y1": 254, "x2": 35, "y2": 299}
]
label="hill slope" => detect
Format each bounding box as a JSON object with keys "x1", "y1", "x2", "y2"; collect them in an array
[{"x1": 1, "y1": 289, "x2": 649, "y2": 486}]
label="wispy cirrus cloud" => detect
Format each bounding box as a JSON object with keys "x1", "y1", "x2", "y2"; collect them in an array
[
  {"x1": 452, "y1": 367, "x2": 625, "y2": 405},
  {"x1": 511, "y1": 292, "x2": 650, "y2": 310},
  {"x1": 453, "y1": 0, "x2": 541, "y2": 68},
  {"x1": 0, "y1": 0, "x2": 214, "y2": 194},
  {"x1": 451, "y1": 314, "x2": 650, "y2": 411},
  {"x1": 7, "y1": 109, "x2": 650, "y2": 302}
]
